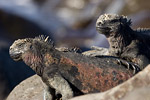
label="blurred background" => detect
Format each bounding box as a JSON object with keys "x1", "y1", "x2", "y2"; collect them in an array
[{"x1": 0, "y1": 0, "x2": 150, "y2": 99}]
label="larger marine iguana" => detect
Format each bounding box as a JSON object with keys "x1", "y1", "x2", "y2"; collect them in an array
[
  {"x1": 96, "y1": 14, "x2": 150, "y2": 70},
  {"x1": 9, "y1": 36, "x2": 136, "y2": 100}
]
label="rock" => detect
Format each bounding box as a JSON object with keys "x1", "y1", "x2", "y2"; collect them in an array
[
  {"x1": 70, "y1": 65, "x2": 150, "y2": 100},
  {"x1": 6, "y1": 75, "x2": 44, "y2": 100}
]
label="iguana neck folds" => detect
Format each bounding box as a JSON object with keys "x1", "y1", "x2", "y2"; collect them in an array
[
  {"x1": 108, "y1": 28, "x2": 133, "y2": 57},
  {"x1": 22, "y1": 51, "x2": 44, "y2": 76}
]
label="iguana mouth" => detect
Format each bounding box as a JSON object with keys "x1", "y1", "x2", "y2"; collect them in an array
[
  {"x1": 96, "y1": 26, "x2": 110, "y2": 30},
  {"x1": 10, "y1": 53, "x2": 22, "y2": 61},
  {"x1": 96, "y1": 26, "x2": 111, "y2": 34},
  {"x1": 9, "y1": 49, "x2": 22, "y2": 61}
]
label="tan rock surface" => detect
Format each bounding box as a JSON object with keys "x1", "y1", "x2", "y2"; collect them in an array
[
  {"x1": 70, "y1": 65, "x2": 150, "y2": 100},
  {"x1": 6, "y1": 75, "x2": 44, "y2": 100}
]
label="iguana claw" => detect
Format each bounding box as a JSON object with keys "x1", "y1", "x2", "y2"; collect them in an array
[{"x1": 116, "y1": 59, "x2": 141, "y2": 74}]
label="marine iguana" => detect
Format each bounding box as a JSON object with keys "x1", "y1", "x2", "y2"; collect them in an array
[
  {"x1": 9, "y1": 36, "x2": 137, "y2": 100},
  {"x1": 96, "y1": 14, "x2": 150, "y2": 70}
]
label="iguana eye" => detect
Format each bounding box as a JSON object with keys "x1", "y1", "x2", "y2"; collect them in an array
[
  {"x1": 18, "y1": 44, "x2": 23, "y2": 47},
  {"x1": 29, "y1": 45, "x2": 33, "y2": 49}
]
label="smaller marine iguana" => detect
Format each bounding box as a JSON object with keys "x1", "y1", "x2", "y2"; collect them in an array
[
  {"x1": 9, "y1": 36, "x2": 137, "y2": 100},
  {"x1": 96, "y1": 14, "x2": 150, "y2": 70}
]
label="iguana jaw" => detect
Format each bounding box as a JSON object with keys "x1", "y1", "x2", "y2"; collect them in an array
[
  {"x1": 9, "y1": 46, "x2": 23, "y2": 61},
  {"x1": 96, "y1": 25, "x2": 112, "y2": 37},
  {"x1": 9, "y1": 52, "x2": 22, "y2": 61}
]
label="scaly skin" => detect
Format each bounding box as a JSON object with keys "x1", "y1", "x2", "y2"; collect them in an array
[
  {"x1": 96, "y1": 14, "x2": 150, "y2": 70},
  {"x1": 9, "y1": 36, "x2": 135, "y2": 100}
]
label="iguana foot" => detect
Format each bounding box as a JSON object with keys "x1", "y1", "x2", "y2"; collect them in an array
[
  {"x1": 82, "y1": 46, "x2": 108, "y2": 56},
  {"x1": 116, "y1": 59, "x2": 141, "y2": 74},
  {"x1": 91, "y1": 46, "x2": 108, "y2": 55},
  {"x1": 43, "y1": 88, "x2": 62, "y2": 100},
  {"x1": 43, "y1": 68, "x2": 73, "y2": 100},
  {"x1": 55, "y1": 47, "x2": 80, "y2": 53}
]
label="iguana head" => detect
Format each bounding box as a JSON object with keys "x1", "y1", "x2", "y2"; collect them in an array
[
  {"x1": 9, "y1": 35, "x2": 53, "y2": 61},
  {"x1": 9, "y1": 38, "x2": 32, "y2": 61},
  {"x1": 96, "y1": 14, "x2": 131, "y2": 37},
  {"x1": 9, "y1": 35, "x2": 54, "y2": 75}
]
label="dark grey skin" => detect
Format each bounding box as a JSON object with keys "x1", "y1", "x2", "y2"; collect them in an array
[{"x1": 96, "y1": 14, "x2": 150, "y2": 70}]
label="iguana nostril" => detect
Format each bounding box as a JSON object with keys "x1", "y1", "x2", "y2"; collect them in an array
[
  {"x1": 9, "y1": 47, "x2": 12, "y2": 50},
  {"x1": 97, "y1": 22, "x2": 102, "y2": 26}
]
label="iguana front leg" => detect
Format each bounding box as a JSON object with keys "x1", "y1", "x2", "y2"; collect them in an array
[
  {"x1": 82, "y1": 46, "x2": 109, "y2": 57},
  {"x1": 42, "y1": 65, "x2": 73, "y2": 100},
  {"x1": 43, "y1": 83, "x2": 54, "y2": 100}
]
